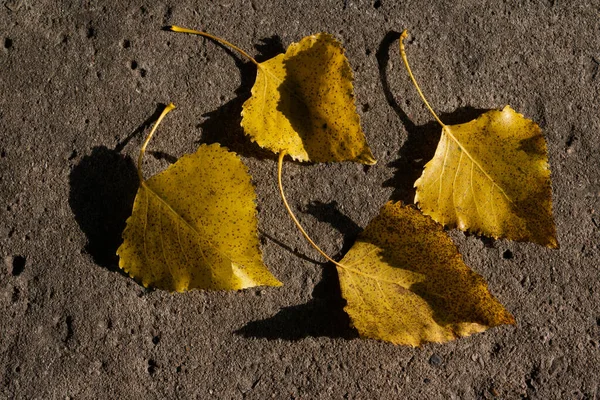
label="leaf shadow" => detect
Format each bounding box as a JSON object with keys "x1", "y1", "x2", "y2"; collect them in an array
[
  {"x1": 259, "y1": 230, "x2": 322, "y2": 266},
  {"x1": 237, "y1": 201, "x2": 360, "y2": 340},
  {"x1": 376, "y1": 31, "x2": 491, "y2": 205},
  {"x1": 303, "y1": 200, "x2": 362, "y2": 259},
  {"x1": 68, "y1": 105, "x2": 165, "y2": 274},
  {"x1": 195, "y1": 35, "x2": 285, "y2": 160}
]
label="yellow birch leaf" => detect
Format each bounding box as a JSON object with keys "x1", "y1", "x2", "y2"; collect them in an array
[
  {"x1": 242, "y1": 33, "x2": 375, "y2": 163},
  {"x1": 167, "y1": 26, "x2": 375, "y2": 164},
  {"x1": 117, "y1": 104, "x2": 282, "y2": 292},
  {"x1": 415, "y1": 106, "x2": 557, "y2": 248},
  {"x1": 337, "y1": 202, "x2": 514, "y2": 346},
  {"x1": 400, "y1": 31, "x2": 557, "y2": 248}
]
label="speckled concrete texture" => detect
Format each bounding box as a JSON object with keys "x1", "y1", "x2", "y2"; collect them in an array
[{"x1": 1, "y1": 1, "x2": 599, "y2": 398}]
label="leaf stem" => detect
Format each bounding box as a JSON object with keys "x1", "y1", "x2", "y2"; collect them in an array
[
  {"x1": 137, "y1": 103, "x2": 177, "y2": 183},
  {"x1": 167, "y1": 25, "x2": 260, "y2": 67},
  {"x1": 277, "y1": 151, "x2": 346, "y2": 269},
  {"x1": 399, "y1": 30, "x2": 446, "y2": 128}
]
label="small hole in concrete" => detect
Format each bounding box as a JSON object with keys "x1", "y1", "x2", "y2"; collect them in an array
[
  {"x1": 492, "y1": 343, "x2": 502, "y2": 355},
  {"x1": 12, "y1": 287, "x2": 19, "y2": 302},
  {"x1": 122, "y1": 39, "x2": 130, "y2": 48},
  {"x1": 147, "y1": 359, "x2": 157, "y2": 375},
  {"x1": 373, "y1": 0, "x2": 382, "y2": 9},
  {"x1": 429, "y1": 353, "x2": 443, "y2": 367},
  {"x1": 130, "y1": 60, "x2": 138, "y2": 70},
  {"x1": 12, "y1": 256, "x2": 26, "y2": 276},
  {"x1": 4, "y1": 38, "x2": 13, "y2": 49},
  {"x1": 503, "y1": 249, "x2": 513, "y2": 259}
]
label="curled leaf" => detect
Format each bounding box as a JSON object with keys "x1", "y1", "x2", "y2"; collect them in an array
[
  {"x1": 337, "y1": 202, "x2": 514, "y2": 346},
  {"x1": 118, "y1": 104, "x2": 281, "y2": 291},
  {"x1": 240, "y1": 33, "x2": 376, "y2": 164},
  {"x1": 168, "y1": 26, "x2": 375, "y2": 163}
]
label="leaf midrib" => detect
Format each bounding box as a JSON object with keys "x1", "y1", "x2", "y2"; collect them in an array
[
  {"x1": 339, "y1": 246, "x2": 422, "y2": 288},
  {"x1": 141, "y1": 181, "x2": 236, "y2": 267},
  {"x1": 443, "y1": 126, "x2": 514, "y2": 205}
]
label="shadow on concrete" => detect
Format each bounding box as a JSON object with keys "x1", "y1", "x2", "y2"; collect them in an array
[
  {"x1": 259, "y1": 230, "x2": 322, "y2": 266},
  {"x1": 237, "y1": 201, "x2": 360, "y2": 340},
  {"x1": 376, "y1": 31, "x2": 489, "y2": 204},
  {"x1": 237, "y1": 264, "x2": 358, "y2": 340},
  {"x1": 303, "y1": 201, "x2": 362, "y2": 259},
  {"x1": 68, "y1": 105, "x2": 166, "y2": 274}
]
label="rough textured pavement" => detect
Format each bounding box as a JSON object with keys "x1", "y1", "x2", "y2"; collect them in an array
[{"x1": 1, "y1": 0, "x2": 599, "y2": 398}]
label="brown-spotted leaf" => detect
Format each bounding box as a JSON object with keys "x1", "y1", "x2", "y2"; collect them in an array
[
  {"x1": 415, "y1": 106, "x2": 557, "y2": 248},
  {"x1": 241, "y1": 33, "x2": 376, "y2": 164},
  {"x1": 117, "y1": 141, "x2": 282, "y2": 292},
  {"x1": 399, "y1": 30, "x2": 557, "y2": 247},
  {"x1": 337, "y1": 202, "x2": 514, "y2": 346}
]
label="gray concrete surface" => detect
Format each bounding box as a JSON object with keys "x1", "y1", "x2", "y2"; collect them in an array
[{"x1": 1, "y1": 0, "x2": 599, "y2": 398}]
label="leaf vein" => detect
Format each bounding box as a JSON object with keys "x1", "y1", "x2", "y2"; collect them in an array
[
  {"x1": 470, "y1": 161, "x2": 484, "y2": 222},
  {"x1": 452, "y1": 150, "x2": 464, "y2": 221},
  {"x1": 158, "y1": 202, "x2": 176, "y2": 288},
  {"x1": 438, "y1": 134, "x2": 450, "y2": 215},
  {"x1": 444, "y1": 126, "x2": 513, "y2": 204},
  {"x1": 142, "y1": 183, "x2": 235, "y2": 269},
  {"x1": 377, "y1": 280, "x2": 394, "y2": 313}
]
